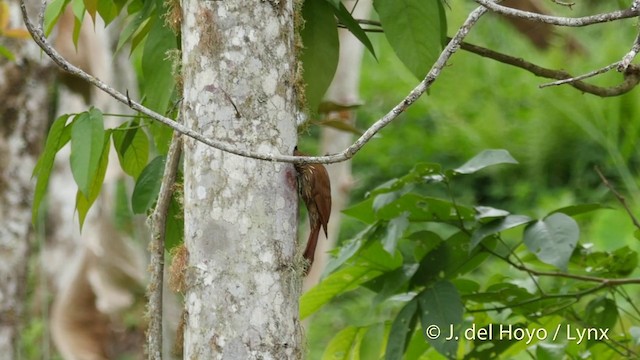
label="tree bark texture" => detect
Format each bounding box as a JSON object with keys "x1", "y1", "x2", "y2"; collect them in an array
[
  {"x1": 0, "y1": 0, "x2": 52, "y2": 356},
  {"x1": 181, "y1": 1, "x2": 302, "y2": 358}
]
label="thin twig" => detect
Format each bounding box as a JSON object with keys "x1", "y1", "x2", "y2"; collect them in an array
[
  {"x1": 540, "y1": 62, "x2": 620, "y2": 87},
  {"x1": 619, "y1": 31, "x2": 640, "y2": 72},
  {"x1": 594, "y1": 165, "x2": 640, "y2": 231},
  {"x1": 458, "y1": 40, "x2": 640, "y2": 96},
  {"x1": 147, "y1": 131, "x2": 183, "y2": 360},
  {"x1": 475, "y1": 0, "x2": 638, "y2": 27}
]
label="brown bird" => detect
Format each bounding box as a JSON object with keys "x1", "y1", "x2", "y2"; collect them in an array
[{"x1": 293, "y1": 147, "x2": 331, "y2": 274}]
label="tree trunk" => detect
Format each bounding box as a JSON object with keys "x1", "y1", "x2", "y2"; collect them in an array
[
  {"x1": 181, "y1": 1, "x2": 302, "y2": 358},
  {"x1": 0, "y1": 0, "x2": 52, "y2": 356}
]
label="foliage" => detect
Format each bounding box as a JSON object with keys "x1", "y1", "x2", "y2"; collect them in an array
[{"x1": 302, "y1": 150, "x2": 640, "y2": 359}]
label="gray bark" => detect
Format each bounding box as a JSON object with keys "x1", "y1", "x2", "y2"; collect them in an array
[
  {"x1": 0, "y1": 0, "x2": 52, "y2": 356},
  {"x1": 181, "y1": 0, "x2": 302, "y2": 358}
]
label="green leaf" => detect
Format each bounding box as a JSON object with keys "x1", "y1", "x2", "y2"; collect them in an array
[
  {"x1": 131, "y1": 155, "x2": 166, "y2": 214},
  {"x1": 323, "y1": 0, "x2": 340, "y2": 8},
  {"x1": 368, "y1": 162, "x2": 442, "y2": 196},
  {"x1": 333, "y1": 2, "x2": 376, "y2": 59},
  {"x1": 112, "y1": 122, "x2": 149, "y2": 179},
  {"x1": 70, "y1": 109, "x2": 105, "y2": 198},
  {"x1": 382, "y1": 213, "x2": 409, "y2": 254},
  {"x1": 44, "y1": 0, "x2": 71, "y2": 36},
  {"x1": 524, "y1": 213, "x2": 579, "y2": 271},
  {"x1": 83, "y1": 0, "x2": 97, "y2": 22},
  {"x1": 536, "y1": 343, "x2": 566, "y2": 360},
  {"x1": 418, "y1": 281, "x2": 462, "y2": 359},
  {"x1": 474, "y1": 206, "x2": 510, "y2": 222},
  {"x1": 322, "y1": 326, "x2": 361, "y2": 360},
  {"x1": 360, "y1": 323, "x2": 385, "y2": 360},
  {"x1": 97, "y1": 0, "x2": 119, "y2": 26},
  {"x1": 76, "y1": 130, "x2": 111, "y2": 229},
  {"x1": 142, "y1": 16, "x2": 177, "y2": 115},
  {"x1": 374, "y1": 0, "x2": 446, "y2": 79},
  {"x1": 301, "y1": 0, "x2": 339, "y2": 113},
  {"x1": 550, "y1": 203, "x2": 608, "y2": 217},
  {"x1": 342, "y1": 197, "x2": 376, "y2": 224},
  {"x1": 0, "y1": 45, "x2": 16, "y2": 61},
  {"x1": 376, "y1": 193, "x2": 475, "y2": 222},
  {"x1": 301, "y1": 262, "x2": 383, "y2": 319},
  {"x1": 116, "y1": 0, "x2": 156, "y2": 53},
  {"x1": 470, "y1": 214, "x2": 533, "y2": 251},
  {"x1": 324, "y1": 223, "x2": 379, "y2": 275},
  {"x1": 385, "y1": 297, "x2": 418, "y2": 360},
  {"x1": 32, "y1": 114, "x2": 71, "y2": 223},
  {"x1": 585, "y1": 297, "x2": 618, "y2": 330},
  {"x1": 71, "y1": 0, "x2": 85, "y2": 48},
  {"x1": 453, "y1": 149, "x2": 518, "y2": 175}
]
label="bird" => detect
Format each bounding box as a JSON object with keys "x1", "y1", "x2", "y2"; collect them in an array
[{"x1": 293, "y1": 146, "x2": 332, "y2": 274}]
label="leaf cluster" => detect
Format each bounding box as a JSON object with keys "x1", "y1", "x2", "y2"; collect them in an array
[{"x1": 302, "y1": 150, "x2": 640, "y2": 359}]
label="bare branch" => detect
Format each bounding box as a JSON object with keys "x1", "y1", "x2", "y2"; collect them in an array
[
  {"x1": 595, "y1": 166, "x2": 640, "y2": 231},
  {"x1": 476, "y1": 0, "x2": 638, "y2": 27},
  {"x1": 540, "y1": 62, "x2": 620, "y2": 87},
  {"x1": 147, "y1": 131, "x2": 183, "y2": 360},
  {"x1": 619, "y1": 31, "x2": 640, "y2": 71},
  {"x1": 458, "y1": 40, "x2": 640, "y2": 96}
]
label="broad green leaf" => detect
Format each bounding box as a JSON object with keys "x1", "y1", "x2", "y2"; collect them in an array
[
  {"x1": 376, "y1": 193, "x2": 475, "y2": 222},
  {"x1": 142, "y1": 16, "x2": 177, "y2": 115},
  {"x1": 131, "y1": 155, "x2": 166, "y2": 214},
  {"x1": 536, "y1": 343, "x2": 566, "y2": 360},
  {"x1": 385, "y1": 297, "x2": 418, "y2": 360},
  {"x1": 97, "y1": 0, "x2": 119, "y2": 25},
  {"x1": 453, "y1": 149, "x2": 518, "y2": 175},
  {"x1": 412, "y1": 232, "x2": 490, "y2": 285},
  {"x1": 301, "y1": 262, "x2": 383, "y2": 319},
  {"x1": 322, "y1": 326, "x2": 361, "y2": 360},
  {"x1": 366, "y1": 264, "x2": 418, "y2": 304},
  {"x1": 374, "y1": 0, "x2": 446, "y2": 79},
  {"x1": 76, "y1": 130, "x2": 111, "y2": 229},
  {"x1": 112, "y1": 122, "x2": 149, "y2": 179},
  {"x1": 360, "y1": 323, "x2": 385, "y2": 360},
  {"x1": 382, "y1": 213, "x2": 409, "y2": 254},
  {"x1": 342, "y1": 196, "x2": 375, "y2": 224},
  {"x1": 585, "y1": 297, "x2": 617, "y2": 330},
  {"x1": 32, "y1": 114, "x2": 71, "y2": 223},
  {"x1": 524, "y1": 213, "x2": 579, "y2": 271},
  {"x1": 323, "y1": 223, "x2": 379, "y2": 275},
  {"x1": 470, "y1": 214, "x2": 533, "y2": 250},
  {"x1": 464, "y1": 283, "x2": 533, "y2": 304},
  {"x1": 70, "y1": 109, "x2": 105, "y2": 197},
  {"x1": 368, "y1": 162, "x2": 442, "y2": 196},
  {"x1": 301, "y1": 0, "x2": 339, "y2": 113},
  {"x1": 323, "y1": 0, "x2": 340, "y2": 8},
  {"x1": 570, "y1": 245, "x2": 638, "y2": 278},
  {"x1": 418, "y1": 281, "x2": 462, "y2": 359},
  {"x1": 359, "y1": 240, "x2": 403, "y2": 271},
  {"x1": 44, "y1": 0, "x2": 70, "y2": 36},
  {"x1": 333, "y1": 2, "x2": 376, "y2": 59}
]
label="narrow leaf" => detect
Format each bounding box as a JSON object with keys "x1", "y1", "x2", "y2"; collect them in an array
[
  {"x1": 70, "y1": 109, "x2": 105, "y2": 197},
  {"x1": 524, "y1": 213, "x2": 579, "y2": 271},
  {"x1": 453, "y1": 149, "x2": 518, "y2": 175},
  {"x1": 44, "y1": 0, "x2": 70, "y2": 36},
  {"x1": 301, "y1": 0, "x2": 339, "y2": 113},
  {"x1": 418, "y1": 281, "x2": 462, "y2": 359},
  {"x1": 32, "y1": 114, "x2": 71, "y2": 223},
  {"x1": 142, "y1": 16, "x2": 177, "y2": 114},
  {"x1": 131, "y1": 155, "x2": 166, "y2": 214},
  {"x1": 76, "y1": 130, "x2": 111, "y2": 229},
  {"x1": 385, "y1": 297, "x2": 419, "y2": 360},
  {"x1": 382, "y1": 213, "x2": 409, "y2": 255},
  {"x1": 322, "y1": 326, "x2": 361, "y2": 360},
  {"x1": 333, "y1": 2, "x2": 376, "y2": 59},
  {"x1": 301, "y1": 263, "x2": 383, "y2": 319}
]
